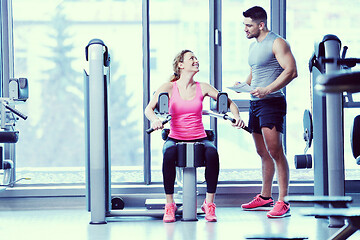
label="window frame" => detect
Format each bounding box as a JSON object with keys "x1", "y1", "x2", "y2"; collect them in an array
[{"x1": 6, "y1": 0, "x2": 354, "y2": 202}]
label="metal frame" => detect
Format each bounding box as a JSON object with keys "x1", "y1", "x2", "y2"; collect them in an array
[
  {"x1": 1, "y1": 0, "x2": 13, "y2": 97},
  {"x1": 142, "y1": 0, "x2": 151, "y2": 185},
  {"x1": 1, "y1": 0, "x2": 16, "y2": 184},
  {"x1": 270, "y1": 0, "x2": 287, "y2": 153},
  {"x1": 209, "y1": 0, "x2": 222, "y2": 146}
]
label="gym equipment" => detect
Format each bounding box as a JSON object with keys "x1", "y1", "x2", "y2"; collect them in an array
[
  {"x1": 285, "y1": 195, "x2": 352, "y2": 208},
  {"x1": 316, "y1": 66, "x2": 360, "y2": 228},
  {"x1": 306, "y1": 34, "x2": 360, "y2": 227},
  {"x1": 146, "y1": 92, "x2": 236, "y2": 221},
  {"x1": 0, "y1": 78, "x2": 29, "y2": 189},
  {"x1": 146, "y1": 93, "x2": 209, "y2": 221},
  {"x1": 84, "y1": 38, "x2": 251, "y2": 223},
  {"x1": 294, "y1": 110, "x2": 313, "y2": 169},
  {"x1": 83, "y1": 39, "x2": 187, "y2": 223},
  {"x1": 145, "y1": 92, "x2": 171, "y2": 134},
  {"x1": 351, "y1": 115, "x2": 360, "y2": 164},
  {"x1": 146, "y1": 92, "x2": 251, "y2": 134},
  {"x1": 165, "y1": 138, "x2": 207, "y2": 221},
  {"x1": 300, "y1": 207, "x2": 360, "y2": 240},
  {"x1": 245, "y1": 235, "x2": 308, "y2": 240},
  {"x1": 283, "y1": 195, "x2": 355, "y2": 240}
]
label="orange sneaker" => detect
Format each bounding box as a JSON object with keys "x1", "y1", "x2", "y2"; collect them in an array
[
  {"x1": 163, "y1": 202, "x2": 177, "y2": 223},
  {"x1": 267, "y1": 201, "x2": 291, "y2": 218},
  {"x1": 201, "y1": 200, "x2": 217, "y2": 222}
]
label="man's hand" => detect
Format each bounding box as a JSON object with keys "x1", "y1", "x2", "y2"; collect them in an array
[{"x1": 250, "y1": 87, "x2": 271, "y2": 99}]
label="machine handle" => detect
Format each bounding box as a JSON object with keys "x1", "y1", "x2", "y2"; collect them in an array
[
  {"x1": 4, "y1": 104, "x2": 28, "y2": 120},
  {"x1": 223, "y1": 114, "x2": 251, "y2": 133},
  {"x1": 146, "y1": 116, "x2": 171, "y2": 134},
  {"x1": 202, "y1": 110, "x2": 251, "y2": 133}
]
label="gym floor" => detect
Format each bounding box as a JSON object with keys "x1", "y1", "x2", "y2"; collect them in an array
[{"x1": 1, "y1": 207, "x2": 360, "y2": 240}]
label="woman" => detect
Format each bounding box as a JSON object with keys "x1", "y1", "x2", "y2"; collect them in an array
[{"x1": 144, "y1": 50, "x2": 245, "y2": 222}]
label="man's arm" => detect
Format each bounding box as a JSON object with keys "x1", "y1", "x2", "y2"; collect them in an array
[
  {"x1": 250, "y1": 38, "x2": 297, "y2": 98},
  {"x1": 245, "y1": 68, "x2": 252, "y2": 86}
]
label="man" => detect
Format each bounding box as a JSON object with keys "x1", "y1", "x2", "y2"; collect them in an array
[{"x1": 239, "y1": 6, "x2": 297, "y2": 218}]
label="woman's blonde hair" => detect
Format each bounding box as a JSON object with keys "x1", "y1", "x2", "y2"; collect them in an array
[{"x1": 169, "y1": 49, "x2": 193, "y2": 82}]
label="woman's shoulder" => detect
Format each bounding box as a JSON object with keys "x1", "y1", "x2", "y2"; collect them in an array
[
  {"x1": 154, "y1": 82, "x2": 173, "y2": 97},
  {"x1": 159, "y1": 82, "x2": 173, "y2": 91},
  {"x1": 198, "y1": 81, "x2": 209, "y2": 86},
  {"x1": 198, "y1": 82, "x2": 213, "y2": 90}
]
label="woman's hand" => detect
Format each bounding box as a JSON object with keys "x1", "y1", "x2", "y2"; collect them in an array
[
  {"x1": 151, "y1": 118, "x2": 164, "y2": 131},
  {"x1": 232, "y1": 117, "x2": 246, "y2": 129}
]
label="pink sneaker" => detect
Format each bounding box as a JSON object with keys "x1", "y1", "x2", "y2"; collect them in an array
[
  {"x1": 241, "y1": 194, "x2": 274, "y2": 211},
  {"x1": 267, "y1": 201, "x2": 291, "y2": 218},
  {"x1": 201, "y1": 200, "x2": 217, "y2": 222},
  {"x1": 163, "y1": 202, "x2": 177, "y2": 223}
]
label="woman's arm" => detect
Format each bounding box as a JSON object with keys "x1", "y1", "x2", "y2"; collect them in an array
[
  {"x1": 144, "y1": 82, "x2": 172, "y2": 131},
  {"x1": 201, "y1": 82, "x2": 245, "y2": 129}
]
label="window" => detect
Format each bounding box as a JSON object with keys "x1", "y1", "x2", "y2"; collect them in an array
[
  {"x1": 149, "y1": 0, "x2": 210, "y2": 182},
  {"x1": 218, "y1": 0, "x2": 270, "y2": 181},
  {"x1": 12, "y1": 0, "x2": 358, "y2": 186},
  {"x1": 13, "y1": 0, "x2": 143, "y2": 184}
]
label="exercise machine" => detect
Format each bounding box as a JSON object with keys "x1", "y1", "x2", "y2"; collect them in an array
[
  {"x1": 145, "y1": 92, "x2": 249, "y2": 221},
  {"x1": 84, "y1": 39, "x2": 249, "y2": 224},
  {"x1": 293, "y1": 34, "x2": 360, "y2": 228},
  {"x1": 0, "y1": 78, "x2": 29, "y2": 189},
  {"x1": 290, "y1": 70, "x2": 360, "y2": 240}
]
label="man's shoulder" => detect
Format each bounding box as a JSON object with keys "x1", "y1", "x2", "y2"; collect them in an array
[{"x1": 268, "y1": 31, "x2": 284, "y2": 41}]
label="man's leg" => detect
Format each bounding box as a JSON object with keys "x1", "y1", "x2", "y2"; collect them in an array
[
  {"x1": 261, "y1": 127, "x2": 289, "y2": 202},
  {"x1": 252, "y1": 132, "x2": 275, "y2": 198},
  {"x1": 241, "y1": 132, "x2": 275, "y2": 210}
]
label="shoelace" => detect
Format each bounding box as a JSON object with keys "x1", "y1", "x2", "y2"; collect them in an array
[
  {"x1": 273, "y1": 202, "x2": 287, "y2": 212},
  {"x1": 165, "y1": 205, "x2": 175, "y2": 215},
  {"x1": 251, "y1": 197, "x2": 262, "y2": 204},
  {"x1": 206, "y1": 203, "x2": 216, "y2": 215}
]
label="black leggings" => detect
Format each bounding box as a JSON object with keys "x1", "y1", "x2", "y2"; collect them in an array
[{"x1": 162, "y1": 137, "x2": 219, "y2": 194}]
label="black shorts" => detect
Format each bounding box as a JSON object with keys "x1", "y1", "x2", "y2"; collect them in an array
[{"x1": 248, "y1": 96, "x2": 287, "y2": 134}]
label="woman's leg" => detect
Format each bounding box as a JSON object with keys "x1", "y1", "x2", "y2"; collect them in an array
[
  {"x1": 162, "y1": 139, "x2": 177, "y2": 204},
  {"x1": 203, "y1": 140, "x2": 219, "y2": 203}
]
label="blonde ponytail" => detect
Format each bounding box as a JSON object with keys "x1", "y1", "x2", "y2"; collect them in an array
[{"x1": 169, "y1": 49, "x2": 192, "y2": 82}]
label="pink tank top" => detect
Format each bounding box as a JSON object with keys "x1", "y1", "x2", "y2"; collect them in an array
[{"x1": 168, "y1": 81, "x2": 206, "y2": 140}]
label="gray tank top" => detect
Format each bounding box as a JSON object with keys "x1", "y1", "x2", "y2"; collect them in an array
[{"x1": 248, "y1": 31, "x2": 284, "y2": 101}]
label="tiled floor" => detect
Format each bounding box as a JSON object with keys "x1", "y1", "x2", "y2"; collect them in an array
[{"x1": 1, "y1": 207, "x2": 359, "y2": 240}]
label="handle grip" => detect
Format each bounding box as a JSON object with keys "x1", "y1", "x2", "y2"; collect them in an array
[
  {"x1": 146, "y1": 116, "x2": 171, "y2": 134},
  {"x1": 224, "y1": 114, "x2": 251, "y2": 133},
  {"x1": 4, "y1": 104, "x2": 28, "y2": 120}
]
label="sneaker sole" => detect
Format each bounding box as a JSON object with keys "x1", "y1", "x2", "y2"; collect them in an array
[
  {"x1": 267, "y1": 212, "x2": 291, "y2": 218},
  {"x1": 205, "y1": 218, "x2": 217, "y2": 222},
  {"x1": 163, "y1": 219, "x2": 176, "y2": 223},
  {"x1": 242, "y1": 206, "x2": 273, "y2": 211}
]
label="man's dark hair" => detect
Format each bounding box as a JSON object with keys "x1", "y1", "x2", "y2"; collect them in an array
[{"x1": 243, "y1": 6, "x2": 267, "y2": 24}]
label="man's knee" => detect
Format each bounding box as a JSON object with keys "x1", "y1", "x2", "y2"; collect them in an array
[
  {"x1": 256, "y1": 147, "x2": 270, "y2": 158},
  {"x1": 268, "y1": 147, "x2": 285, "y2": 161}
]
